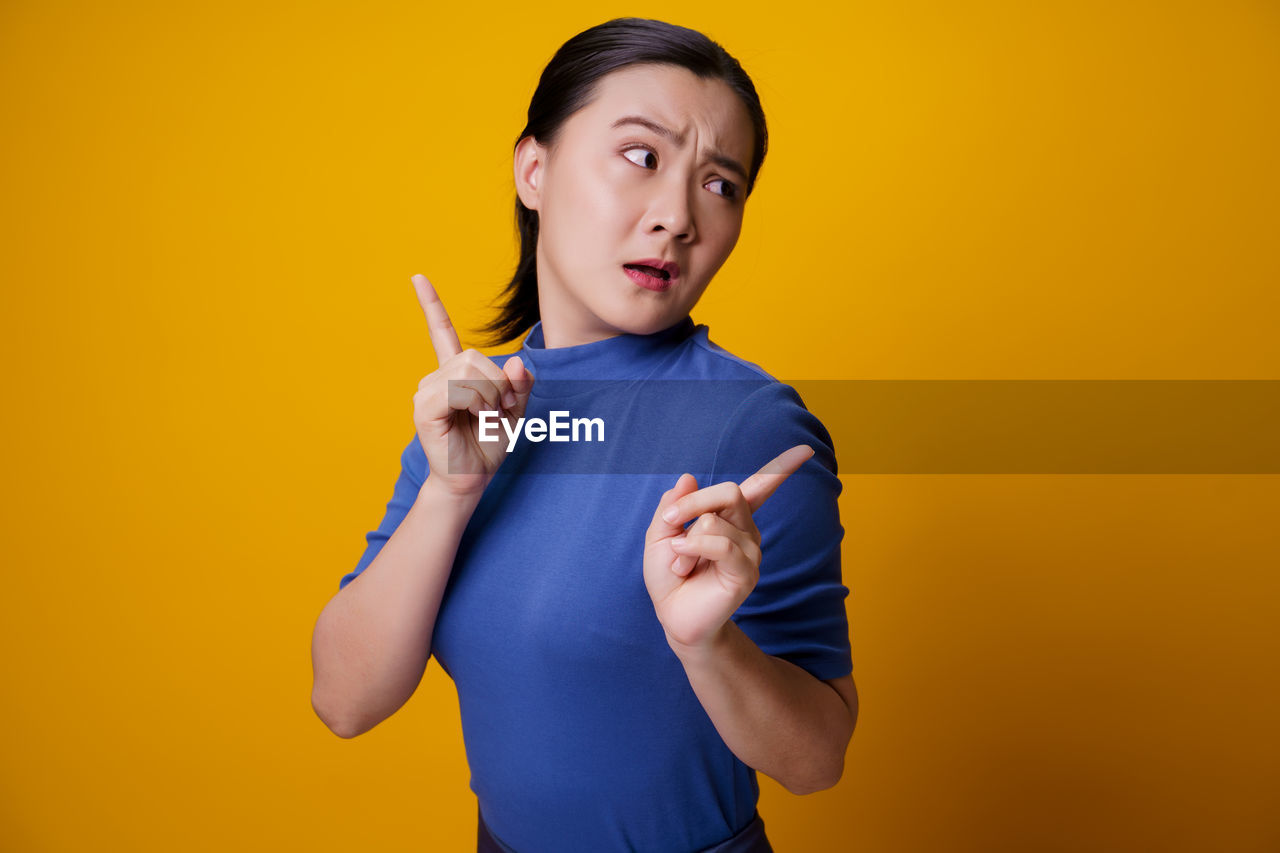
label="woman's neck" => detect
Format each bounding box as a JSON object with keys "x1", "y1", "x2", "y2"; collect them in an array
[
  {"x1": 534, "y1": 293, "x2": 627, "y2": 349},
  {"x1": 538, "y1": 324, "x2": 625, "y2": 349}
]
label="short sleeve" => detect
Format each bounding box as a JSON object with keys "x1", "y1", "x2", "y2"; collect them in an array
[
  {"x1": 338, "y1": 433, "x2": 429, "y2": 591},
  {"x1": 709, "y1": 382, "x2": 852, "y2": 682}
]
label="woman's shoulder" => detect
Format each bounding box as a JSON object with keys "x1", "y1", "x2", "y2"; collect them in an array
[
  {"x1": 678, "y1": 324, "x2": 777, "y2": 382},
  {"x1": 665, "y1": 324, "x2": 822, "y2": 428},
  {"x1": 669, "y1": 327, "x2": 837, "y2": 479}
]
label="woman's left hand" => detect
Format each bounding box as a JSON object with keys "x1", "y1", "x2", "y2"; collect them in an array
[{"x1": 644, "y1": 445, "x2": 815, "y2": 657}]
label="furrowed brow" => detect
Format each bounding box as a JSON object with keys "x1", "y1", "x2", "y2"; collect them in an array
[
  {"x1": 612, "y1": 115, "x2": 685, "y2": 145},
  {"x1": 707, "y1": 153, "x2": 748, "y2": 182},
  {"x1": 611, "y1": 115, "x2": 749, "y2": 183}
]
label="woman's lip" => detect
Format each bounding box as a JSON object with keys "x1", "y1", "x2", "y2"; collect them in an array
[
  {"x1": 625, "y1": 258, "x2": 681, "y2": 279},
  {"x1": 623, "y1": 264, "x2": 674, "y2": 292}
]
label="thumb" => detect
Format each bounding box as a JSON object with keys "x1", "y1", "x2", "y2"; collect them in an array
[
  {"x1": 502, "y1": 355, "x2": 535, "y2": 418},
  {"x1": 646, "y1": 472, "x2": 700, "y2": 547},
  {"x1": 660, "y1": 473, "x2": 701, "y2": 576},
  {"x1": 659, "y1": 473, "x2": 699, "y2": 534}
]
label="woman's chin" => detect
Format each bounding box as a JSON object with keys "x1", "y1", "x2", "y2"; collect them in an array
[
  {"x1": 608, "y1": 311, "x2": 689, "y2": 337},
  {"x1": 607, "y1": 297, "x2": 698, "y2": 334}
]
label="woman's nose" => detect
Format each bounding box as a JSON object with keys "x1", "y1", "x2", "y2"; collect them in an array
[{"x1": 645, "y1": 179, "x2": 696, "y2": 242}]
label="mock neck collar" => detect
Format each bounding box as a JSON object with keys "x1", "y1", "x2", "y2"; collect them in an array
[{"x1": 517, "y1": 316, "x2": 697, "y2": 392}]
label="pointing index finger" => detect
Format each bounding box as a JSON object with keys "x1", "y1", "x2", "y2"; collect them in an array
[
  {"x1": 411, "y1": 273, "x2": 462, "y2": 364},
  {"x1": 739, "y1": 444, "x2": 815, "y2": 512}
]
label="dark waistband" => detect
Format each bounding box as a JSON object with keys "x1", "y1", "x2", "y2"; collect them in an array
[
  {"x1": 697, "y1": 810, "x2": 773, "y2": 853},
  {"x1": 476, "y1": 807, "x2": 772, "y2": 853}
]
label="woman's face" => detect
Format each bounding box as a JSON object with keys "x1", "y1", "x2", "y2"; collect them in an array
[{"x1": 514, "y1": 63, "x2": 756, "y2": 347}]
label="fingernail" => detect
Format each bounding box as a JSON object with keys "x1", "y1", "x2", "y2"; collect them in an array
[
  {"x1": 662, "y1": 506, "x2": 680, "y2": 524},
  {"x1": 671, "y1": 535, "x2": 687, "y2": 547},
  {"x1": 502, "y1": 392, "x2": 516, "y2": 408}
]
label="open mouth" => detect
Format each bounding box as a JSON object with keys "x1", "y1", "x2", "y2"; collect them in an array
[{"x1": 623, "y1": 263, "x2": 671, "y2": 281}]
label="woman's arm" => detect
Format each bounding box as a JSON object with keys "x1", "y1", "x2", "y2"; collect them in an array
[
  {"x1": 312, "y1": 274, "x2": 532, "y2": 738},
  {"x1": 310, "y1": 480, "x2": 480, "y2": 738},
  {"x1": 644, "y1": 437, "x2": 856, "y2": 793},
  {"x1": 669, "y1": 624, "x2": 857, "y2": 794}
]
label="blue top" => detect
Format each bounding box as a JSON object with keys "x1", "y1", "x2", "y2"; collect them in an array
[{"x1": 340, "y1": 316, "x2": 851, "y2": 852}]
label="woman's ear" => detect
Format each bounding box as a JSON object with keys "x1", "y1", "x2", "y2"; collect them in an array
[{"x1": 513, "y1": 136, "x2": 545, "y2": 211}]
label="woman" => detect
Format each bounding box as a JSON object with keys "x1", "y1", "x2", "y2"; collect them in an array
[{"x1": 311, "y1": 18, "x2": 858, "y2": 853}]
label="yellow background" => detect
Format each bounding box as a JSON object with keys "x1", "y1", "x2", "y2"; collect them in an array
[{"x1": 3, "y1": 1, "x2": 1278, "y2": 850}]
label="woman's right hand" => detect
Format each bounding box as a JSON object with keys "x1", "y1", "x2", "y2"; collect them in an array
[{"x1": 410, "y1": 273, "x2": 534, "y2": 500}]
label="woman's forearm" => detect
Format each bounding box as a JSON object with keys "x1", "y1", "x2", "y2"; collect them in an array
[
  {"x1": 670, "y1": 622, "x2": 856, "y2": 795},
  {"x1": 310, "y1": 479, "x2": 477, "y2": 738}
]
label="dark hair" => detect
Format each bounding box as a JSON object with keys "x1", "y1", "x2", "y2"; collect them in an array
[{"x1": 477, "y1": 17, "x2": 769, "y2": 346}]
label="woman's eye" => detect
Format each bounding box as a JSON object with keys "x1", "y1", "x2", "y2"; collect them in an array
[
  {"x1": 622, "y1": 147, "x2": 658, "y2": 169},
  {"x1": 707, "y1": 178, "x2": 738, "y2": 200}
]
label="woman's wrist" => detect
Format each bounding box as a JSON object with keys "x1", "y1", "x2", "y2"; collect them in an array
[
  {"x1": 417, "y1": 476, "x2": 486, "y2": 521},
  {"x1": 666, "y1": 621, "x2": 736, "y2": 670}
]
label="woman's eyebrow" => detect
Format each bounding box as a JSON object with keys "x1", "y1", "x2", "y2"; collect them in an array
[{"x1": 610, "y1": 114, "x2": 748, "y2": 182}]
